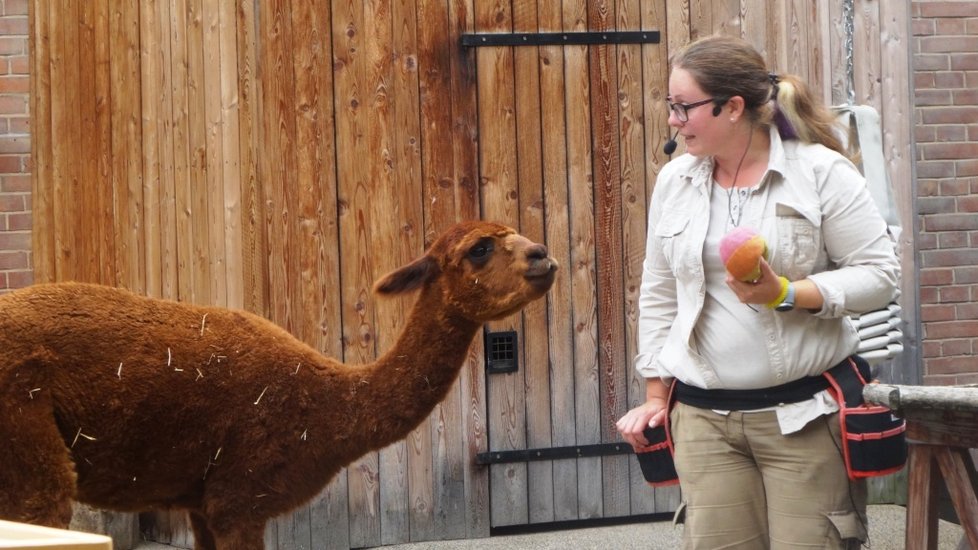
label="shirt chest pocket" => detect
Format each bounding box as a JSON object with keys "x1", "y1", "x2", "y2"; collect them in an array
[
  {"x1": 654, "y1": 210, "x2": 693, "y2": 278},
  {"x1": 774, "y1": 203, "x2": 821, "y2": 280}
]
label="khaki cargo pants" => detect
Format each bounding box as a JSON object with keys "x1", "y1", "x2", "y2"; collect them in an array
[{"x1": 671, "y1": 403, "x2": 868, "y2": 549}]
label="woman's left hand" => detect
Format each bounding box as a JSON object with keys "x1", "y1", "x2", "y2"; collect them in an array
[{"x1": 726, "y1": 258, "x2": 783, "y2": 306}]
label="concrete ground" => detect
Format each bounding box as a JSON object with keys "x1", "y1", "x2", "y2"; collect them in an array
[{"x1": 133, "y1": 505, "x2": 965, "y2": 549}]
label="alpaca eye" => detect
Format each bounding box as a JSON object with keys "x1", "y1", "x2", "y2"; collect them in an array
[{"x1": 467, "y1": 239, "x2": 494, "y2": 263}]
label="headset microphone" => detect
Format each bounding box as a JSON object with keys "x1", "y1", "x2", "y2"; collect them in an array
[{"x1": 663, "y1": 129, "x2": 679, "y2": 156}]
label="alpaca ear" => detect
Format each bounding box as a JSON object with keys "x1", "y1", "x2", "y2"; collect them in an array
[{"x1": 373, "y1": 255, "x2": 440, "y2": 295}]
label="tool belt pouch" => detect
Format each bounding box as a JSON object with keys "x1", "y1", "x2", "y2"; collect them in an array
[
  {"x1": 634, "y1": 424, "x2": 679, "y2": 487},
  {"x1": 823, "y1": 356, "x2": 907, "y2": 479},
  {"x1": 633, "y1": 380, "x2": 680, "y2": 487}
]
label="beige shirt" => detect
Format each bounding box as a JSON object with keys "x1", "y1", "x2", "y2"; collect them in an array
[{"x1": 634, "y1": 127, "x2": 900, "y2": 430}]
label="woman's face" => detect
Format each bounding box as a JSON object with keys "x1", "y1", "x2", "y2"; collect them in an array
[{"x1": 667, "y1": 67, "x2": 722, "y2": 157}]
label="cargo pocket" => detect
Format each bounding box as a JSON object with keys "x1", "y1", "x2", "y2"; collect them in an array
[{"x1": 825, "y1": 510, "x2": 868, "y2": 547}]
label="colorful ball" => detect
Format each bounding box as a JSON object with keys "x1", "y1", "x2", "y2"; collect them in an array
[{"x1": 719, "y1": 226, "x2": 768, "y2": 282}]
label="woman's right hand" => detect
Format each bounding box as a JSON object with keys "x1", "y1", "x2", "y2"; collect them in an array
[{"x1": 616, "y1": 397, "x2": 669, "y2": 448}]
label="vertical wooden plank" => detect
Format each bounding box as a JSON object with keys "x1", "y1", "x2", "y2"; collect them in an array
[
  {"x1": 536, "y1": 0, "x2": 579, "y2": 524},
  {"x1": 386, "y1": 0, "x2": 433, "y2": 543},
  {"x1": 712, "y1": 0, "x2": 740, "y2": 37},
  {"x1": 169, "y1": 0, "x2": 195, "y2": 303},
  {"x1": 75, "y1": 0, "x2": 101, "y2": 283},
  {"x1": 510, "y1": 0, "x2": 554, "y2": 526},
  {"x1": 141, "y1": 0, "x2": 164, "y2": 297},
  {"x1": 562, "y1": 0, "x2": 602, "y2": 521},
  {"x1": 218, "y1": 0, "x2": 242, "y2": 309},
  {"x1": 186, "y1": 0, "x2": 211, "y2": 303},
  {"x1": 741, "y1": 1, "x2": 770, "y2": 56},
  {"x1": 155, "y1": 0, "x2": 179, "y2": 300},
  {"x1": 619, "y1": 0, "x2": 653, "y2": 516},
  {"x1": 640, "y1": 0, "x2": 682, "y2": 515},
  {"x1": 64, "y1": 0, "x2": 86, "y2": 282},
  {"x1": 587, "y1": 0, "x2": 629, "y2": 520},
  {"x1": 93, "y1": 0, "x2": 116, "y2": 286},
  {"x1": 47, "y1": 1, "x2": 70, "y2": 281},
  {"x1": 475, "y1": 0, "x2": 529, "y2": 529},
  {"x1": 827, "y1": 0, "x2": 848, "y2": 106},
  {"x1": 283, "y1": 0, "x2": 345, "y2": 546},
  {"x1": 878, "y1": 0, "x2": 918, "y2": 391},
  {"x1": 201, "y1": 0, "x2": 227, "y2": 306},
  {"x1": 687, "y1": 0, "x2": 712, "y2": 41},
  {"x1": 29, "y1": 0, "x2": 55, "y2": 282},
  {"x1": 234, "y1": 0, "x2": 266, "y2": 315},
  {"x1": 853, "y1": 0, "x2": 882, "y2": 113},
  {"x1": 331, "y1": 0, "x2": 382, "y2": 545},
  {"x1": 446, "y1": 0, "x2": 487, "y2": 538},
  {"x1": 113, "y1": 0, "x2": 145, "y2": 292},
  {"x1": 416, "y1": 0, "x2": 486, "y2": 540}
]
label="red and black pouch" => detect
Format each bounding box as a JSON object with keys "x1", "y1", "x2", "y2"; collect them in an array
[
  {"x1": 632, "y1": 381, "x2": 680, "y2": 487},
  {"x1": 822, "y1": 355, "x2": 907, "y2": 479}
]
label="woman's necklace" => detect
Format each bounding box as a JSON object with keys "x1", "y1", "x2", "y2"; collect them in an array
[{"x1": 720, "y1": 128, "x2": 755, "y2": 229}]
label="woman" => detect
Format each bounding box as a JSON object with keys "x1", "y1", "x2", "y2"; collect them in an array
[{"x1": 616, "y1": 35, "x2": 900, "y2": 549}]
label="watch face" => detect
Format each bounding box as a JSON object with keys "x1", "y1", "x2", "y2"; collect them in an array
[{"x1": 775, "y1": 302, "x2": 794, "y2": 312}]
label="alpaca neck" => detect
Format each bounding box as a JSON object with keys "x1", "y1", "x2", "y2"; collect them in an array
[{"x1": 354, "y1": 288, "x2": 481, "y2": 448}]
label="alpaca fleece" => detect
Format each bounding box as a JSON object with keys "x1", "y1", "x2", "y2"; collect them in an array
[{"x1": 0, "y1": 220, "x2": 557, "y2": 550}]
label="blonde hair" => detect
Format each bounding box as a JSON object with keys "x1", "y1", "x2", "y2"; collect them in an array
[{"x1": 671, "y1": 35, "x2": 846, "y2": 155}]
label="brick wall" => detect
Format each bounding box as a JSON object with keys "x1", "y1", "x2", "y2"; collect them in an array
[
  {"x1": 913, "y1": 0, "x2": 978, "y2": 384},
  {"x1": 0, "y1": 0, "x2": 30, "y2": 293}
]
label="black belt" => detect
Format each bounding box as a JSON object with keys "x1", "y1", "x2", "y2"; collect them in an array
[{"x1": 674, "y1": 355, "x2": 870, "y2": 411}]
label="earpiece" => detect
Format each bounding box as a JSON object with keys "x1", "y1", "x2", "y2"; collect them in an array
[{"x1": 712, "y1": 103, "x2": 723, "y2": 117}]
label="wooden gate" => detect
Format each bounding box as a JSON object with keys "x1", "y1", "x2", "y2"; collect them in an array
[{"x1": 29, "y1": 0, "x2": 915, "y2": 547}]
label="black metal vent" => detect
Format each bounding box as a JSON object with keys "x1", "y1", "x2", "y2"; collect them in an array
[
  {"x1": 461, "y1": 31, "x2": 661, "y2": 48},
  {"x1": 485, "y1": 330, "x2": 518, "y2": 374}
]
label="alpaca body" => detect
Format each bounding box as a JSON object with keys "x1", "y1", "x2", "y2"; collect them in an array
[{"x1": 0, "y1": 221, "x2": 557, "y2": 549}]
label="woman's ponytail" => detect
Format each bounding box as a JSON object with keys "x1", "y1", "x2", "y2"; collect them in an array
[{"x1": 773, "y1": 74, "x2": 846, "y2": 155}]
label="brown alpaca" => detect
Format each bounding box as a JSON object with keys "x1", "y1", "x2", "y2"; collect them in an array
[{"x1": 0, "y1": 220, "x2": 557, "y2": 549}]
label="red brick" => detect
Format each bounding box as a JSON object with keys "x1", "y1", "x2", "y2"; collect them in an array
[
  {"x1": 916, "y1": 53, "x2": 951, "y2": 71},
  {"x1": 0, "y1": 134, "x2": 28, "y2": 153},
  {"x1": 939, "y1": 284, "x2": 972, "y2": 303},
  {"x1": 0, "y1": 95, "x2": 26, "y2": 114},
  {"x1": 0, "y1": 36, "x2": 24, "y2": 55},
  {"x1": 958, "y1": 159, "x2": 978, "y2": 177},
  {"x1": 923, "y1": 340, "x2": 943, "y2": 358},
  {"x1": 916, "y1": 72, "x2": 936, "y2": 89},
  {"x1": 925, "y1": 213, "x2": 978, "y2": 232},
  {"x1": 0, "y1": 74, "x2": 28, "y2": 93},
  {"x1": 935, "y1": 71, "x2": 965, "y2": 88},
  {"x1": 8, "y1": 55, "x2": 27, "y2": 75},
  {"x1": 919, "y1": 196, "x2": 956, "y2": 214},
  {"x1": 913, "y1": 19, "x2": 937, "y2": 36},
  {"x1": 0, "y1": 17, "x2": 28, "y2": 36},
  {"x1": 921, "y1": 247, "x2": 978, "y2": 268},
  {"x1": 960, "y1": 196, "x2": 978, "y2": 212},
  {"x1": 0, "y1": 230, "x2": 28, "y2": 249},
  {"x1": 920, "y1": 35, "x2": 978, "y2": 53},
  {"x1": 6, "y1": 211, "x2": 28, "y2": 230},
  {"x1": 938, "y1": 230, "x2": 970, "y2": 247},
  {"x1": 922, "y1": 267, "x2": 954, "y2": 285},
  {"x1": 935, "y1": 18, "x2": 967, "y2": 34},
  {"x1": 935, "y1": 126, "x2": 968, "y2": 141},
  {"x1": 952, "y1": 53, "x2": 978, "y2": 70},
  {"x1": 927, "y1": 355, "x2": 978, "y2": 375},
  {"x1": 0, "y1": 250, "x2": 26, "y2": 269},
  {"x1": 922, "y1": 303, "x2": 956, "y2": 322},
  {"x1": 919, "y1": 141, "x2": 978, "y2": 160},
  {"x1": 916, "y1": 89, "x2": 952, "y2": 106},
  {"x1": 957, "y1": 302, "x2": 978, "y2": 319},
  {"x1": 954, "y1": 89, "x2": 978, "y2": 104},
  {"x1": 2, "y1": 0, "x2": 28, "y2": 16},
  {"x1": 940, "y1": 178, "x2": 972, "y2": 195},
  {"x1": 0, "y1": 154, "x2": 21, "y2": 172},
  {"x1": 0, "y1": 173, "x2": 29, "y2": 192},
  {"x1": 921, "y1": 3, "x2": 978, "y2": 18},
  {"x1": 6, "y1": 269, "x2": 32, "y2": 289},
  {"x1": 920, "y1": 106, "x2": 978, "y2": 124},
  {"x1": 942, "y1": 338, "x2": 973, "y2": 356},
  {"x1": 0, "y1": 193, "x2": 23, "y2": 212},
  {"x1": 956, "y1": 266, "x2": 978, "y2": 284},
  {"x1": 921, "y1": 286, "x2": 939, "y2": 303}
]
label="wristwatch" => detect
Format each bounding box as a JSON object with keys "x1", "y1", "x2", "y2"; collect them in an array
[{"x1": 775, "y1": 281, "x2": 796, "y2": 312}]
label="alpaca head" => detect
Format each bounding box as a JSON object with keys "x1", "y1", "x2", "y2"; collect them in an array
[{"x1": 373, "y1": 221, "x2": 558, "y2": 321}]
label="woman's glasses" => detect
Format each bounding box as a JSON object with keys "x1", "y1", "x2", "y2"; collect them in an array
[{"x1": 666, "y1": 97, "x2": 715, "y2": 122}]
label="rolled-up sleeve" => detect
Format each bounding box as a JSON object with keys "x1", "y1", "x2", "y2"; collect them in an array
[{"x1": 807, "y1": 158, "x2": 901, "y2": 317}]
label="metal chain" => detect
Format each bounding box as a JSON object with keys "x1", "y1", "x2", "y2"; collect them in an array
[{"x1": 843, "y1": 0, "x2": 855, "y2": 105}]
